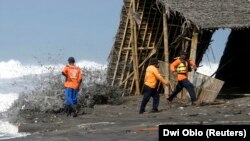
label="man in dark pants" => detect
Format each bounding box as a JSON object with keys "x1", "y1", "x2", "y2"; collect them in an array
[
  {"x1": 167, "y1": 51, "x2": 198, "y2": 105},
  {"x1": 139, "y1": 58, "x2": 169, "y2": 114}
]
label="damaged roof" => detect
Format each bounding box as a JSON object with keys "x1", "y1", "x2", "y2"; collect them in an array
[{"x1": 160, "y1": 0, "x2": 250, "y2": 29}]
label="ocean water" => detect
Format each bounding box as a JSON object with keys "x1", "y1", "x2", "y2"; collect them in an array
[
  {"x1": 0, "y1": 59, "x2": 106, "y2": 140},
  {"x1": 0, "y1": 80, "x2": 31, "y2": 140}
]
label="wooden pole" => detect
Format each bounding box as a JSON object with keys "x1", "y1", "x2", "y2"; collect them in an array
[
  {"x1": 189, "y1": 31, "x2": 198, "y2": 88},
  {"x1": 111, "y1": 15, "x2": 130, "y2": 86},
  {"x1": 163, "y1": 12, "x2": 170, "y2": 97},
  {"x1": 190, "y1": 32, "x2": 198, "y2": 62},
  {"x1": 130, "y1": 0, "x2": 140, "y2": 95}
]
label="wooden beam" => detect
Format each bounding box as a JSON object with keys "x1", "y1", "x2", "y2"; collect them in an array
[
  {"x1": 130, "y1": 0, "x2": 140, "y2": 95},
  {"x1": 163, "y1": 13, "x2": 170, "y2": 96},
  {"x1": 190, "y1": 32, "x2": 198, "y2": 61},
  {"x1": 189, "y1": 31, "x2": 198, "y2": 84},
  {"x1": 123, "y1": 47, "x2": 154, "y2": 50}
]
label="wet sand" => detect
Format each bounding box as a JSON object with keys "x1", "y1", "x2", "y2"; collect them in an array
[{"x1": 5, "y1": 95, "x2": 250, "y2": 141}]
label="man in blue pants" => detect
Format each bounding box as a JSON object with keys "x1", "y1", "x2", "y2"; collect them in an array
[{"x1": 62, "y1": 57, "x2": 82, "y2": 117}]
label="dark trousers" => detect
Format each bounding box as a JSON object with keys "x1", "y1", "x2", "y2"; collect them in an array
[
  {"x1": 139, "y1": 85, "x2": 159, "y2": 113},
  {"x1": 169, "y1": 78, "x2": 196, "y2": 102}
]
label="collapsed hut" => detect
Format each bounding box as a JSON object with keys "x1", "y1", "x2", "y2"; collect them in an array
[{"x1": 107, "y1": 0, "x2": 250, "y2": 97}]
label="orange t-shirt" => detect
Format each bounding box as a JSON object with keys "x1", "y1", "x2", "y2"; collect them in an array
[
  {"x1": 144, "y1": 65, "x2": 168, "y2": 88},
  {"x1": 62, "y1": 64, "x2": 82, "y2": 89},
  {"x1": 170, "y1": 59, "x2": 196, "y2": 81}
]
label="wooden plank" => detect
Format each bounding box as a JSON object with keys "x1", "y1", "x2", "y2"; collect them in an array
[{"x1": 193, "y1": 72, "x2": 224, "y2": 103}]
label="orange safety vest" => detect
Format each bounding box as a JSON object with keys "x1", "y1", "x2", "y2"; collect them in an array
[{"x1": 62, "y1": 64, "x2": 82, "y2": 89}]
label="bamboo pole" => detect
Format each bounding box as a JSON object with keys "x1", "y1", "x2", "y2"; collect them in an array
[
  {"x1": 163, "y1": 13, "x2": 170, "y2": 97},
  {"x1": 130, "y1": 0, "x2": 140, "y2": 95},
  {"x1": 111, "y1": 13, "x2": 130, "y2": 86},
  {"x1": 189, "y1": 31, "x2": 198, "y2": 90},
  {"x1": 190, "y1": 32, "x2": 198, "y2": 62}
]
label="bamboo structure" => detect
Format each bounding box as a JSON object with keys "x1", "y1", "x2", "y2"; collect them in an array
[{"x1": 107, "y1": 0, "x2": 250, "y2": 96}]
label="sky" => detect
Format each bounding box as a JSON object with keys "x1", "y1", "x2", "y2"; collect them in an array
[
  {"x1": 0, "y1": 0, "x2": 123, "y2": 65},
  {"x1": 196, "y1": 28, "x2": 231, "y2": 76},
  {"x1": 0, "y1": 0, "x2": 230, "y2": 67},
  {"x1": 201, "y1": 29, "x2": 231, "y2": 64}
]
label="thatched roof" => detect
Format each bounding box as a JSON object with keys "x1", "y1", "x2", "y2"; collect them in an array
[{"x1": 161, "y1": 0, "x2": 250, "y2": 29}]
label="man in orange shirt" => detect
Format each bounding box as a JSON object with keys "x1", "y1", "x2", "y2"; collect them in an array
[
  {"x1": 62, "y1": 57, "x2": 82, "y2": 117},
  {"x1": 139, "y1": 58, "x2": 169, "y2": 114},
  {"x1": 167, "y1": 51, "x2": 198, "y2": 105}
]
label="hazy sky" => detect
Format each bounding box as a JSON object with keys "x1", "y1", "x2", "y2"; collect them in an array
[
  {"x1": 0, "y1": 0, "x2": 229, "y2": 66},
  {"x1": 202, "y1": 29, "x2": 231, "y2": 63},
  {"x1": 0, "y1": 0, "x2": 123, "y2": 65}
]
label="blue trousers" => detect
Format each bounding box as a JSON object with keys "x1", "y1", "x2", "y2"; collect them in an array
[
  {"x1": 139, "y1": 85, "x2": 159, "y2": 113},
  {"x1": 65, "y1": 88, "x2": 78, "y2": 106},
  {"x1": 169, "y1": 78, "x2": 196, "y2": 102}
]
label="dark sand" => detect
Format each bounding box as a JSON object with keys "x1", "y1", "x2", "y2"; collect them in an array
[{"x1": 4, "y1": 95, "x2": 250, "y2": 141}]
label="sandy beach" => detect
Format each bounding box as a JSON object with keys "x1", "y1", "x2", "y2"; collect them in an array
[{"x1": 4, "y1": 95, "x2": 250, "y2": 141}]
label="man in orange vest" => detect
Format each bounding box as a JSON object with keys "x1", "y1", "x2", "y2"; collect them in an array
[
  {"x1": 62, "y1": 57, "x2": 82, "y2": 117},
  {"x1": 139, "y1": 58, "x2": 169, "y2": 114},
  {"x1": 167, "y1": 51, "x2": 198, "y2": 105}
]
